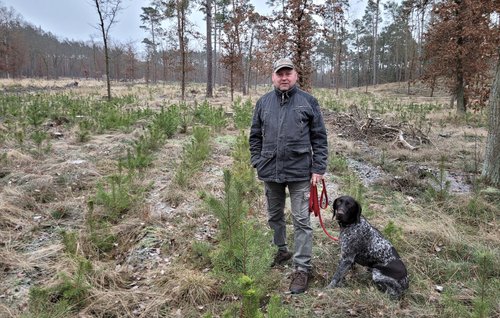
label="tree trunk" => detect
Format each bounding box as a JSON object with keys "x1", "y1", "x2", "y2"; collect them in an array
[
  {"x1": 145, "y1": 56, "x2": 150, "y2": 83},
  {"x1": 245, "y1": 27, "x2": 255, "y2": 95},
  {"x1": 103, "y1": 37, "x2": 111, "y2": 100},
  {"x1": 454, "y1": 0, "x2": 466, "y2": 114},
  {"x1": 335, "y1": 35, "x2": 343, "y2": 95},
  {"x1": 94, "y1": 0, "x2": 112, "y2": 101},
  {"x1": 230, "y1": 63, "x2": 234, "y2": 101},
  {"x1": 482, "y1": 52, "x2": 500, "y2": 186},
  {"x1": 151, "y1": 22, "x2": 157, "y2": 83},
  {"x1": 177, "y1": 2, "x2": 186, "y2": 101},
  {"x1": 356, "y1": 35, "x2": 361, "y2": 88},
  {"x1": 162, "y1": 51, "x2": 167, "y2": 81},
  {"x1": 213, "y1": 0, "x2": 219, "y2": 87},
  {"x1": 206, "y1": 0, "x2": 213, "y2": 98},
  {"x1": 456, "y1": 72, "x2": 466, "y2": 114},
  {"x1": 372, "y1": 0, "x2": 380, "y2": 86}
]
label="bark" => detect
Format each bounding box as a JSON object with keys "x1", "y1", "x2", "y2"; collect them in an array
[
  {"x1": 456, "y1": 71, "x2": 466, "y2": 114},
  {"x1": 244, "y1": 27, "x2": 254, "y2": 95},
  {"x1": 151, "y1": 21, "x2": 157, "y2": 83},
  {"x1": 335, "y1": 35, "x2": 343, "y2": 95},
  {"x1": 454, "y1": 0, "x2": 466, "y2": 114},
  {"x1": 482, "y1": 53, "x2": 500, "y2": 186},
  {"x1": 213, "y1": 0, "x2": 218, "y2": 87},
  {"x1": 372, "y1": 0, "x2": 380, "y2": 86},
  {"x1": 177, "y1": 3, "x2": 186, "y2": 100},
  {"x1": 94, "y1": 0, "x2": 111, "y2": 101},
  {"x1": 206, "y1": 0, "x2": 213, "y2": 98},
  {"x1": 93, "y1": 0, "x2": 121, "y2": 101}
]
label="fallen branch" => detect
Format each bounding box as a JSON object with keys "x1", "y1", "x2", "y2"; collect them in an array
[
  {"x1": 359, "y1": 117, "x2": 373, "y2": 131},
  {"x1": 397, "y1": 130, "x2": 418, "y2": 150}
]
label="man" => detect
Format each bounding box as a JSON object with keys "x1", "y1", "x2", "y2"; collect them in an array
[{"x1": 249, "y1": 58, "x2": 328, "y2": 294}]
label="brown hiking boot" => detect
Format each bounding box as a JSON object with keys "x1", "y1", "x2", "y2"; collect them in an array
[
  {"x1": 271, "y1": 250, "x2": 292, "y2": 267},
  {"x1": 289, "y1": 270, "x2": 309, "y2": 294}
]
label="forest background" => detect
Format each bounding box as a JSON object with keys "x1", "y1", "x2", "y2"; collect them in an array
[{"x1": 0, "y1": 0, "x2": 495, "y2": 102}]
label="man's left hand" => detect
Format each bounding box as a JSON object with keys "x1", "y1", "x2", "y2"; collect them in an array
[{"x1": 311, "y1": 173, "x2": 324, "y2": 186}]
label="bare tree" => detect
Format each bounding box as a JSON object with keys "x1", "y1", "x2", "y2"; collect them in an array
[
  {"x1": 124, "y1": 42, "x2": 137, "y2": 80},
  {"x1": 141, "y1": 5, "x2": 163, "y2": 83},
  {"x1": 482, "y1": 49, "x2": 500, "y2": 186},
  {"x1": 92, "y1": 0, "x2": 123, "y2": 101},
  {"x1": 160, "y1": 0, "x2": 191, "y2": 100},
  {"x1": 0, "y1": 6, "x2": 25, "y2": 78},
  {"x1": 110, "y1": 43, "x2": 125, "y2": 80},
  {"x1": 320, "y1": 0, "x2": 349, "y2": 94},
  {"x1": 204, "y1": 0, "x2": 213, "y2": 97},
  {"x1": 220, "y1": 0, "x2": 255, "y2": 100},
  {"x1": 370, "y1": 0, "x2": 380, "y2": 86}
]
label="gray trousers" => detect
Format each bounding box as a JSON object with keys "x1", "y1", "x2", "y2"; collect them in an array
[{"x1": 264, "y1": 180, "x2": 312, "y2": 272}]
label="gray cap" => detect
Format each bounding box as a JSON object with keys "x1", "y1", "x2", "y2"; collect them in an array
[{"x1": 273, "y1": 58, "x2": 294, "y2": 73}]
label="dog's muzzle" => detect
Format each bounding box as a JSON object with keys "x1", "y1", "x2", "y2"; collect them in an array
[{"x1": 335, "y1": 209, "x2": 346, "y2": 220}]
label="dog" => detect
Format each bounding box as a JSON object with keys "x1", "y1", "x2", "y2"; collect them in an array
[{"x1": 326, "y1": 196, "x2": 409, "y2": 299}]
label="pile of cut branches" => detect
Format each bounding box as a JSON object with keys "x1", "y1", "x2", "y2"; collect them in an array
[{"x1": 326, "y1": 106, "x2": 431, "y2": 150}]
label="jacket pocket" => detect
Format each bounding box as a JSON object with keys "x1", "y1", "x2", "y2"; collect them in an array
[
  {"x1": 256, "y1": 150, "x2": 276, "y2": 177},
  {"x1": 258, "y1": 150, "x2": 275, "y2": 166},
  {"x1": 288, "y1": 147, "x2": 311, "y2": 176},
  {"x1": 291, "y1": 147, "x2": 310, "y2": 156}
]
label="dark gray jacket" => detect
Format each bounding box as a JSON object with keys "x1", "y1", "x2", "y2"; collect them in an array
[{"x1": 249, "y1": 85, "x2": 328, "y2": 183}]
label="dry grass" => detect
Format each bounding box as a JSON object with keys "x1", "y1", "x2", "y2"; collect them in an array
[
  {"x1": 159, "y1": 268, "x2": 220, "y2": 307},
  {"x1": 0, "y1": 197, "x2": 33, "y2": 229},
  {"x1": 0, "y1": 78, "x2": 498, "y2": 317}
]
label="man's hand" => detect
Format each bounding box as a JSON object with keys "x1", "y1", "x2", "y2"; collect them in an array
[{"x1": 311, "y1": 173, "x2": 324, "y2": 186}]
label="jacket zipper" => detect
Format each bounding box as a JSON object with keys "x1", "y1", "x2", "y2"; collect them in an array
[{"x1": 277, "y1": 92, "x2": 285, "y2": 182}]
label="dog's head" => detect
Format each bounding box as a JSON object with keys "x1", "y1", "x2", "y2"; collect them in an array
[{"x1": 332, "y1": 196, "x2": 362, "y2": 226}]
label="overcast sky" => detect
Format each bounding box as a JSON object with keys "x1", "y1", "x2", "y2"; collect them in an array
[
  {"x1": 1, "y1": 0, "x2": 367, "y2": 46},
  {"x1": 1, "y1": 0, "x2": 148, "y2": 44}
]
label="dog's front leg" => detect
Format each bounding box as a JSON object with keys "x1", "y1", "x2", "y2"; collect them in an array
[{"x1": 327, "y1": 256, "x2": 354, "y2": 288}]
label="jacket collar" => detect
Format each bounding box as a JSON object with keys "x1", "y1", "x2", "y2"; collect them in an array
[{"x1": 274, "y1": 85, "x2": 297, "y2": 105}]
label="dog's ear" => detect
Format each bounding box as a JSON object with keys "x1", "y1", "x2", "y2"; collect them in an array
[
  {"x1": 355, "y1": 201, "x2": 362, "y2": 223},
  {"x1": 332, "y1": 198, "x2": 338, "y2": 217}
]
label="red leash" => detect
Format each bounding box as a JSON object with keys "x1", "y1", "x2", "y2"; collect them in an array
[{"x1": 309, "y1": 179, "x2": 338, "y2": 241}]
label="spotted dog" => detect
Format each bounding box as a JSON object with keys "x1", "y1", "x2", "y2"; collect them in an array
[{"x1": 327, "y1": 196, "x2": 409, "y2": 299}]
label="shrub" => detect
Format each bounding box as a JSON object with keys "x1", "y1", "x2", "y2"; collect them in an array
[
  {"x1": 328, "y1": 152, "x2": 349, "y2": 174},
  {"x1": 94, "y1": 172, "x2": 136, "y2": 220},
  {"x1": 154, "y1": 105, "x2": 180, "y2": 138},
  {"x1": 207, "y1": 170, "x2": 273, "y2": 295},
  {"x1": 25, "y1": 259, "x2": 92, "y2": 317},
  {"x1": 61, "y1": 230, "x2": 78, "y2": 256},
  {"x1": 173, "y1": 126, "x2": 212, "y2": 188},
  {"x1": 233, "y1": 97, "x2": 254, "y2": 130},
  {"x1": 194, "y1": 100, "x2": 227, "y2": 130},
  {"x1": 231, "y1": 130, "x2": 259, "y2": 199},
  {"x1": 266, "y1": 294, "x2": 289, "y2": 318}
]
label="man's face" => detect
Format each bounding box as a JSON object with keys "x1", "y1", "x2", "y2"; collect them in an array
[{"x1": 272, "y1": 68, "x2": 297, "y2": 91}]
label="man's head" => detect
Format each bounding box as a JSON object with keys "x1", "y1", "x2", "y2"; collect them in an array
[{"x1": 272, "y1": 58, "x2": 298, "y2": 91}]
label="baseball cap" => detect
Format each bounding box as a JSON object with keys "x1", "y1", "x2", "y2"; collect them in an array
[{"x1": 273, "y1": 58, "x2": 294, "y2": 73}]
